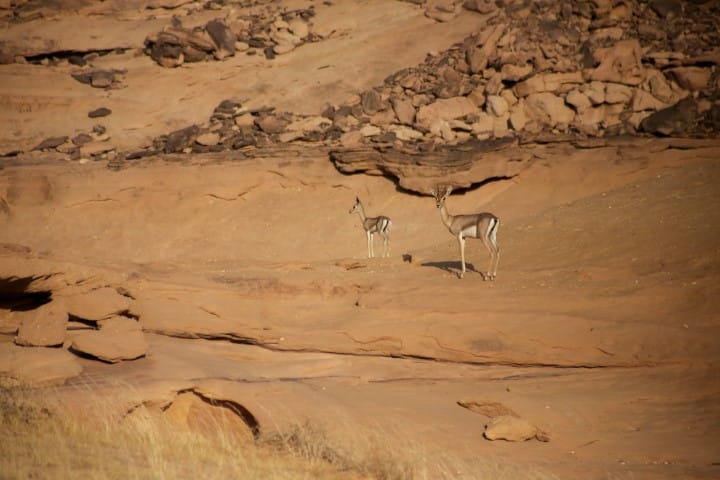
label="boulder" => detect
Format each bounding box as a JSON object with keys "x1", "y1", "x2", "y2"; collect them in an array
[
  {"x1": 205, "y1": 19, "x2": 236, "y2": 60},
  {"x1": 485, "y1": 95, "x2": 509, "y2": 117},
  {"x1": 64, "y1": 287, "x2": 132, "y2": 322},
  {"x1": 604, "y1": 83, "x2": 634, "y2": 104},
  {"x1": 524, "y1": 92, "x2": 575, "y2": 128},
  {"x1": 254, "y1": 114, "x2": 289, "y2": 134},
  {"x1": 425, "y1": 0, "x2": 461, "y2": 22},
  {"x1": 391, "y1": 97, "x2": 416, "y2": 125},
  {"x1": 666, "y1": 66, "x2": 712, "y2": 91},
  {"x1": 514, "y1": 72, "x2": 584, "y2": 97},
  {"x1": 361, "y1": 89, "x2": 383, "y2": 115},
  {"x1": 416, "y1": 97, "x2": 479, "y2": 129},
  {"x1": 195, "y1": 132, "x2": 221, "y2": 146},
  {"x1": 465, "y1": 24, "x2": 504, "y2": 74},
  {"x1": 70, "y1": 316, "x2": 147, "y2": 363},
  {"x1": 640, "y1": 97, "x2": 698, "y2": 136},
  {"x1": 632, "y1": 89, "x2": 669, "y2": 112},
  {"x1": 164, "y1": 125, "x2": 200, "y2": 153},
  {"x1": 484, "y1": 415, "x2": 549, "y2": 442},
  {"x1": 565, "y1": 89, "x2": 592, "y2": 111},
  {"x1": 589, "y1": 39, "x2": 644, "y2": 85},
  {"x1": 14, "y1": 300, "x2": 67, "y2": 347}
]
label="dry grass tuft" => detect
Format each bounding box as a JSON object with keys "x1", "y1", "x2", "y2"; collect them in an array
[{"x1": 0, "y1": 386, "x2": 559, "y2": 479}]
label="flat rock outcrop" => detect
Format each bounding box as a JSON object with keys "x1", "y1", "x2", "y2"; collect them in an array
[
  {"x1": 14, "y1": 299, "x2": 67, "y2": 347},
  {"x1": 69, "y1": 316, "x2": 147, "y2": 363},
  {"x1": 0, "y1": 343, "x2": 82, "y2": 387}
]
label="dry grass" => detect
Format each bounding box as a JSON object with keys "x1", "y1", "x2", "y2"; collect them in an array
[{"x1": 0, "y1": 386, "x2": 558, "y2": 480}]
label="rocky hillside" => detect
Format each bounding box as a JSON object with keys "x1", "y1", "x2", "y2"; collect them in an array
[{"x1": 2, "y1": 0, "x2": 719, "y2": 175}]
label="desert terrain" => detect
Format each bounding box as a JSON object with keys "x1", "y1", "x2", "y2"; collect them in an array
[{"x1": 1, "y1": 1, "x2": 719, "y2": 479}]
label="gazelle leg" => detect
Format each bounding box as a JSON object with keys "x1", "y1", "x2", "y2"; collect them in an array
[
  {"x1": 492, "y1": 249, "x2": 500, "y2": 280},
  {"x1": 367, "y1": 231, "x2": 373, "y2": 258},
  {"x1": 458, "y1": 235, "x2": 466, "y2": 279},
  {"x1": 382, "y1": 233, "x2": 389, "y2": 257}
]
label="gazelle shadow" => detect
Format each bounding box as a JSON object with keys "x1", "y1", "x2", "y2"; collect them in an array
[{"x1": 421, "y1": 261, "x2": 479, "y2": 278}]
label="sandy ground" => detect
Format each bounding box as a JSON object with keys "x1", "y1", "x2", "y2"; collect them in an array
[{"x1": 1, "y1": 1, "x2": 720, "y2": 479}]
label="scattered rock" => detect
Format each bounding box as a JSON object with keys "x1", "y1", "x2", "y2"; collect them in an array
[
  {"x1": 484, "y1": 415, "x2": 550, "y2": 442},
  {"x1": 32, "y1": 136, "x2": 68, "y2": 151},
  {"x1": 640, "y1": 97, "x2": 698, "y2": 136},
  {"x1": 64, "y1": 287, "x2": 132, "y2": 322},
  {"x1": 14, "y1": 300, "x2": 67, "y2": 347},
  {"x1": 70, "y1": 316, "x2": 147, "y2": 363},
  {"x1": 589, "y1": 39, "x2": 644, "y2": 86},
  {"x1": 88, "y1": 107, "x2": 112, "y2": 118}
]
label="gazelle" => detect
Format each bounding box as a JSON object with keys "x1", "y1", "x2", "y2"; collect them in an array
[
  {"x1": 349, "y1": 197, "x2": 392, "y2": 258},
  {"x1": 431, "y1": 185, "x2": 500, "y2": 280}
]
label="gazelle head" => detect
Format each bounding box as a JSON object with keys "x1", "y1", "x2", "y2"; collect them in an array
[
  {"x1": 430, "y1": 185, "x2": 453, "y2": 209},
  {"x1": 349, "y1": 196, "x2": 361, "y2": 214}
]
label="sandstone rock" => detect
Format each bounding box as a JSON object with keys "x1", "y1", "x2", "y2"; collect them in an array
[
  {"x1": 632, "y1": 89, "x2": 669, "y2": 112},
  {"x1": 486, "y1": 95, "x2": 509, "y2": 117},
  {"x1": 162, "y1": 391, "x2": 255, "y2": 442},
  {"x1": 70, "y1": 316, "x2": 147, "y2": 363},
  {"x1": 604, "y1": 83, "x2": 634, "y2": 104},
  {"x1": 88, "y1": 107, "x2": 111, "y2": 118},
  {"x1": 416, "y1": 96, "x2": 479, "y2": 129},
  {"x1": 508, "y1": 101, "x2": 528, "y2": 131},
  {"x1": 340, "y1": 130, "x2": 364, "y2": 148},
  {"x1": 666, "y1": 66, "x2": 712, "y2": 91},
  {"x1": 467, "y1": 85, "x2": 486, "y2": 107},
  {"x1": 425, "y1": 0, "x2": 461, "y2": 22},
  {"x1": 79, "y1": 140, "x2": 115, "y2": 158},
  {"x1": 500, "y1": 63, "x2": 533, "y2": 82},
  {"x1": 255, "y1": 114, "x2": 289, "y2": 134},
  {"x1": 589, "y1": 39, "x2": 644, "y2": 86},
  {"x1": 462, "y1": 0, "x2": 496, "y2": 14},
  {"x1": 484, "y1": 415, "x2": 549, "y2": 442},
  {"x1": 206, "y1": 19, "x2": 236, "y2": 59},
  {"x1": 195, "y1": 132, "x2": 221, "y2": 146},
  {"x1": 471, "y1": 112, "x2": 494, "y2": 138},
  {"x1": 272, "y1": 41, "x2": 296, "y2": 55},
  {"x1": 14, "y1": 300, "x2": 67, "y2": 347},
  {"x1": 640, "y1": 97, "x2": 698, "y2": 136},
  {"x1": 64, "y1": 287, "x2": 132, "y2": 322},
  {"x1": 466, "y1": 24, "x2": 504, "y2": 74},
  {"x1": 565, "y1": 89, "x2": 592, "y2": 111},
  {"x1": 514, "y1": 72, "x2": 584, "y2": 97},
  {"x1": 585, "y1": 81, "x2": 606, "y2": 105},
  {"x1": 0, "y1": 343, "x2": 82, "y2": 387},
  {"x1": 164, "y1": 125, "x2": 200, "y2": 153},
  {"x1": 524, "y1": 92, "x2": 575, "y2": 128},
  {"x1": 288, "y1": 19, "x2": 309, "y2": 39},
  {"x1": 429, "y1": 119, "x2": 455, "y2": 141},
  {"x1": 359, "y1": 124, "x2": 382, "y2": 137},
  {"x1": 644, "y1": 68, "x2": 678, "y2": 103},
  {"x1": 389, "y1": 125, "x2": 424, "y2": 141},
  {"x1": 287, "y1": 116, "x2": 331, "y2": 133},
  {"x1": 32, "y1": 136, "x2": 68, "y2": 151},
  {"x1": 391, "y1": 97, "x2": 416, "y2": 125},
  {"x1": 361, "y1": 89, "x2": 383, "y2": 115}
]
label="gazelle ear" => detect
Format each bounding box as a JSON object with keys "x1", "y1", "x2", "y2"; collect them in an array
[
  {"x1": 445, "y1": 185, "x2": 453, "y2": 197},
  {"x1": 430, "y1": 188, "x2": 436, "y2": 197},
  {"x1": 355, "y1": 196, "x2": 360, "y2": 203}
]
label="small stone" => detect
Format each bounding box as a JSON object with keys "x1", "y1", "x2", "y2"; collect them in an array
[{"x1": 88, "y1": 107, "x2": 112, "y2": 118}]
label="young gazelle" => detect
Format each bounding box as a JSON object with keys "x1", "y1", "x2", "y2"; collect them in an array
[
  {"x1": 349, "y1": 197, "x2": 392, "y2": 258},
  {"x1": 431, "y1": 185, "x2": 500, "y2": 280}
]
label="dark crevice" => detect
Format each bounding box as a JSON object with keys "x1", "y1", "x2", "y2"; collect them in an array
[
  {"x1": 144, "y1": 330, "x2": 654, "y2": 370},
  {"x1": 24, "y1": 48, "x2": 131, "y2": 65},
  {"x1": 0, "y1": 277, "x2": 52, "y2": 311}
]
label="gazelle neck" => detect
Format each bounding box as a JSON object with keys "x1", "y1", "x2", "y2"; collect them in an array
[
  {"x1": 438, "y1": 203, "x2": 453, "y2": 228},
  {"x1": 354, "y1": 202, "x2": 367, "y2": 222}
]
